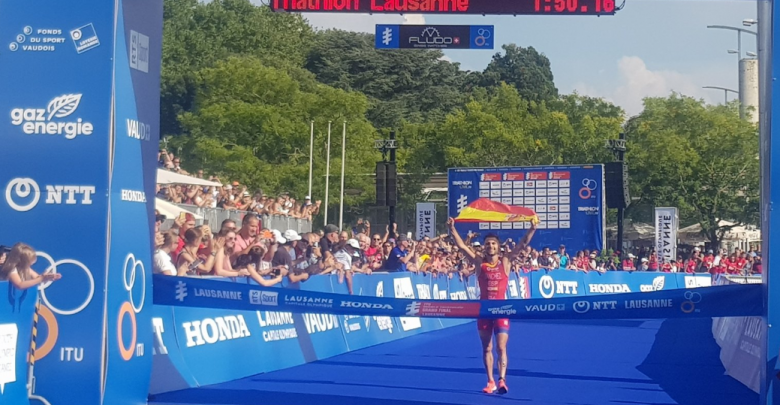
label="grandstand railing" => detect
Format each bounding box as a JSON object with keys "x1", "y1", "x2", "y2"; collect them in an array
[{"x1": 161, "y1": 203, "x2": 313, "y2": 233}]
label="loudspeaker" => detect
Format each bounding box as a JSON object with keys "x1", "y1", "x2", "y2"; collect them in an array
[
  {"x1": 605, "y1": 162, "x2": 630, "y2": 209},
  {"x1": 386, "y1": 162, "x2": 397, "y2": 207},
  {"x1": 376, "y1": 162, "x2": 386, "y2": 206}
]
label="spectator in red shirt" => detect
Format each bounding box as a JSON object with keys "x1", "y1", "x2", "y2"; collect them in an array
[
  {"x1": 660, "y1": 259, "x2": 672, "y2": 273},
  {"x1": 648, "y1": 253, "x2": 659, "y2": 271},
  {"x1": 622, "y1": 254, "x2": 636, "y2": 271}
]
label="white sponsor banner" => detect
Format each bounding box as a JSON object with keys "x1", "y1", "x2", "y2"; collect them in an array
[
  {"x1": 654, "y1": 207, "x2": 678, "y2": 264},
  {"x1": 0, "y1": 323, "x2": 18, "y2": 394},
  {"x1": 416, "y1": 203, "x2": 436, "y2": 240}
]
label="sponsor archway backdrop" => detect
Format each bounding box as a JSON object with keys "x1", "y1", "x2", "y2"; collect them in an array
[
  {"x1": 448, "y1": 165, "x2": 605, "y2": 251},
  {"x1": 0, "y1": 1, "x2": 162, "y2": 404}
]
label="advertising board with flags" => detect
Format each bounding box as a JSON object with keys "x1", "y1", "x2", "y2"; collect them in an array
[
  {"x1": 375, "y1": 25, "x2": 494, "y2": 50},
  {"x1": 448, "y1": 165, "x2": 605, "y2": 251}
]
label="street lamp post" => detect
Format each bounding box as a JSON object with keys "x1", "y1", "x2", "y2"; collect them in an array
[
  {"x1": 703, "y1": 86, "x2": 739, "y2": 104},
  {"x1": 707, "y1": 25, "x2": 757, "y2": 60}
]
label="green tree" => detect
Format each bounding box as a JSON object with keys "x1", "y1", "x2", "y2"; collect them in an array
[
  {"x1": 161, "y1": 0, "x2": 314, "y2": 136},
  {"x1": 476, "y1": 44, "x2": 558, "y2": 104},
  {"x1": 173, "y1": 56, "x2": 380, "y2": 214},
  {"x1": 625, "y1": 94, "x2": 759, "y2": 248},
  {"x1": 547, "y1": 93, "x2": 625, "y2": 165},
  {"x1": 305, "y1": 29, "x2": 468, "y2": 129}
]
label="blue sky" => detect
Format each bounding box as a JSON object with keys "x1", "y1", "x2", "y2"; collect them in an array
[{"x1": 255, "y1": 0, "x2": 758, "y2": 116}]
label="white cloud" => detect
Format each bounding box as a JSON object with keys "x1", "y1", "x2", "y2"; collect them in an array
[
  {"x1": 572, "y1": 56, "x2": 722, "y2": 117},
  {"x1": 402, "y1": 14, "x2": 425, "y2": 25}
]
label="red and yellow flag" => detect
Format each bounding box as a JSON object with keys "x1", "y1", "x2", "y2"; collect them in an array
[{"x1": 455, "y1": 198, "x2": 539, "y2": 224}]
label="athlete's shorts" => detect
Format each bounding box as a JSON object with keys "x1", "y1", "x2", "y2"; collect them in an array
[{"x1": 477, "y1": 318, "x2": 510, "y2": 334}]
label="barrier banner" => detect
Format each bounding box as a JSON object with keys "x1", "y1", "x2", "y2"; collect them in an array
[
  {"x1": 153, "y1": 275, "x2": 762, "y2": 320},
  {"x1": 0, "y1": 1, "x2": 161, "y2": 404},
  {"x1": 528, "y1": 269, "x2": 711, "y2": 299},
  {"x1": 0, "y1": 284, "x2": 37, "y2": 405},
  {"x1": 149, "y1": 273, "x2": 472, "y2": 395},
  {"x1": 448, "y1": 165, "x2": 605, "y2": 251}
]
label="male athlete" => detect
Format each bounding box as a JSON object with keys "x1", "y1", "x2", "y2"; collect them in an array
[{"x1": 447, "y1": 217, "x2": 536, "y2": 394}]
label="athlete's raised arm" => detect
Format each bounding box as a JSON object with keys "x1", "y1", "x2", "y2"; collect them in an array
[
  {"x1": 507, "y1": 221, "x2": 537, "y2": 261},
  {"x1": 447, "y1": 218, "x2": 478, "y2": 263}
]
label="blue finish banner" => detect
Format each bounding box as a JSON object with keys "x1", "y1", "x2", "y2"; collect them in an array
[
  {"x1": 0, "y1": 284, "x2": 37, "y2": 405},
  {"x1": 375, "y1": 24, "x2": 494, "y2": 49},
  {"x1": 448, "y1": 165, "x2": 605, "y2": 252},
  {"x1": 153, "y1": 275, "x2": 762, "y2": 321}
]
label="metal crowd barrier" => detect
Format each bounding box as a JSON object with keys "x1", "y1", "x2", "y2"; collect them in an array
[{"x1": 161, "y1": 203, "x2": 313, "y2": 234}]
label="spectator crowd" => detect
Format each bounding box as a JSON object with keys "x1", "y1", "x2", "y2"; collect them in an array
[
  {"x1": 157, "y1": 148, "x2": 321, "y2": 220},
  {"x1": 149, "y1": 213, "x2": 763, "y2": 296}
]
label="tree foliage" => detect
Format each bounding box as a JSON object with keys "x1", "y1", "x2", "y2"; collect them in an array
[
  {"x1": 174, "y1": 56, "x2": 379, "y2": 209},
  {"x1": 475, "y1": 44, "x2": 558, "y2": 104},
  {"x1": 161, "y1": 0, "x2": 314, "y2": 136},
  {"x1": 625, "y1": 95, "x2": 759, "y2": 248},
  {"x1": 157, "y1": 0, "x2": 759, "y2": 238},
  {"x1": 305, "y1": 29, "x2": 469, "y2": 129}
]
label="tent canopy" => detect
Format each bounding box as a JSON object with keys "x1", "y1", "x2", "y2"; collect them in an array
[
  {"x1": 157, "y1": 169, "x2": 221, "y2": 187},
  {"x1": 155, "y1": 198, "x2": 203, "y2": 220}
]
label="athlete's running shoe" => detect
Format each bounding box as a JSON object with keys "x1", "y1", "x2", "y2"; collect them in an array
[
  {"x1": 482, "y1": 380, "x2": 497, "y2": 394},
  {"x1": 497, "y1": 378, "x2": 508, "y2": 394}
]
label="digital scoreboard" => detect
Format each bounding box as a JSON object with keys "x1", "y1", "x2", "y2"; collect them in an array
[{"x1": 270, "y1": 0, "x2": 616, "y2": 15}]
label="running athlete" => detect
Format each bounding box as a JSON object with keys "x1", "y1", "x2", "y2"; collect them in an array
[{"x1": 447, "y1": 217, "x2": 536, "y2": 394}]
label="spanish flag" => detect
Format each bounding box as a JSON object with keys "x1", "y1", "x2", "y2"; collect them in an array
[{"x1": 456, "y1": 198, "x2": 539, "y2": 224}]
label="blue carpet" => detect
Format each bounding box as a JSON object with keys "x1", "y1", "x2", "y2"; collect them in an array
[{"x1": 150, "y1": 318, "x2": 758, "y2": 405}]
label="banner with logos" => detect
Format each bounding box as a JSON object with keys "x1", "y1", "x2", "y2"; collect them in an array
[
  {"x1": 416, "y1": 203, "x2": 437, "y2": 240},
  {"x1": 154, "y1": 274, "x2": 762, "y2": 321},
  {"x1": 448, "y1": 165, "x2": 605, "y2": 252},
  {"x1": 149, "y1": 272, "x2": 470, "y2": 394},
  {"x1": 654, "y1": 207, "x2": 679, "y2": 264},
  {"x1": 375, "y1": 24, "x2": 494, "y2": 50},
  {"x1": 0, "y1": 285, "x2": 37, "y2": 405},
  {"x1": 0, "y1": 1, "x2": 161, "y2": 404},
  {"x1": 527, "y1": 269, "x2": 710, "y2": 299}
]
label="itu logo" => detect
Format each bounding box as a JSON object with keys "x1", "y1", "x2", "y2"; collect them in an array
[
  {"x1": 10, "y1": 94, "x2": 94, "y2": 139},
  {"x1": 381, "y1": 27, "x2": 393, "y2": 45},
  {"x1": 5, "y1": 178, "x2": 95, "y2": 212},
  {"x1": 118, "y1": 253, "x2": 146, "y2": 361},
  {"x1": 175, "y1": 281, "x2": 188, "y2": 302},
  {"x1": 579, "y1": 178, "x2": 598, "y2": 200},
  {"x1": 681, "y1": 291, "x2": 702, "y2": 314}
]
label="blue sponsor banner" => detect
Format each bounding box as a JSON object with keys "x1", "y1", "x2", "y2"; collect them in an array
[
  {"x1": 104, "y1": 0, "x2": 162, "y2": 403},
  {"x1": 529, "y1": 269, "x2": 712, "y2": 299},
  {"x1": 448, "y1": 165, "x2": 605, "y2": 252},
  {"x1": 375, "y1": 24, "x2": 494, "y2": 49},
  {"x1": 0, "y1": 1, "x2": 160, "y2": 404},
  {"x1": 153, "y1": 274, "x2": 762, "y2": 320},
  {"x1": 149, "y1": 273, "x2": 474, "y2": 394},
  {"x1": 0, "y1": 284, "x2": 37, "y2": 405},
  {"x1": 530, "y1": 270, "x2": 588, "y2": 299},
  {"x1": 0, "y1": 2, "x2": 113, "y2": 403}
]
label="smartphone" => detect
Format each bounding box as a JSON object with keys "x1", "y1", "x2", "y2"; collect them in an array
[
  {"x1": 178, "y1": 212, "x2": 186, "y2": 221},
  {"x1": 406, "y1": 231, "x2": 412, "y2": 240},
  {"x1": 188, "y1": 259, "x2": 204, "y2": 272}
]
